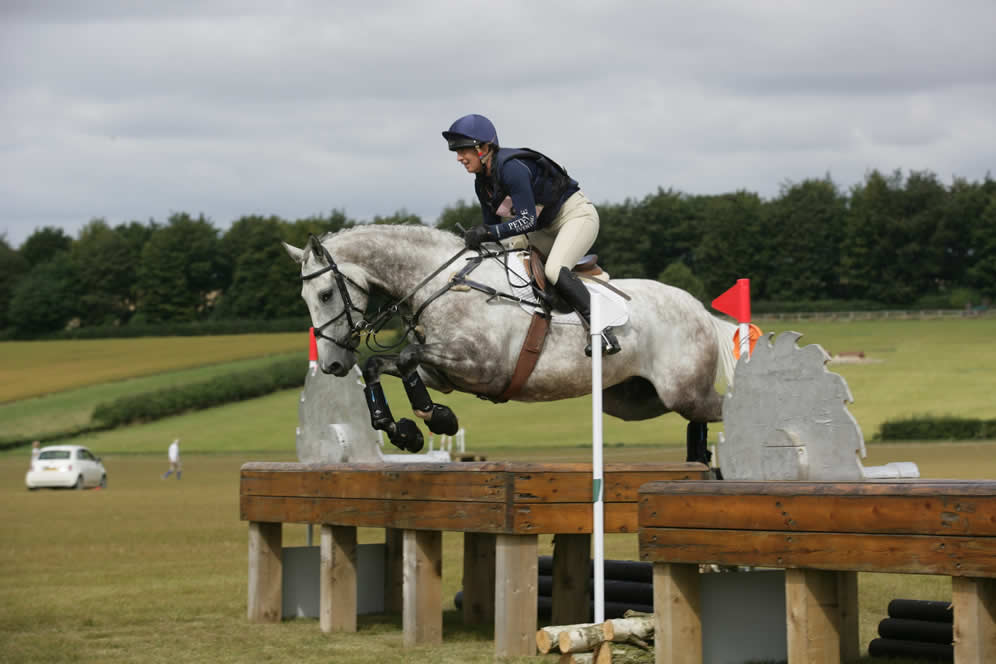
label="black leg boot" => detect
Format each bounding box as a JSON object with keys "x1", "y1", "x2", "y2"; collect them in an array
[{"x1": 553, "y1": 267, "x2": 621, "y2": 356}]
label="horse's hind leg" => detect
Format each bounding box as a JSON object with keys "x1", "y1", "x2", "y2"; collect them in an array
[
  {"x1": 362, "y1": 355, "x2": 424, "y2": 453},
  {"x1": 398, "y1": 346, "x2": 459, "y2": 436}
]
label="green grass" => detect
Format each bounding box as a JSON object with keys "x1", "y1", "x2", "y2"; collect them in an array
[
  {"x1": 1, "y1": 444, "x2": 990, "y2": 664},
  {"x1": 0, "y1": 352, "x2": 303, "y2": 441},
  {"x1": 0, "y1": 333, "x2": 310, "y2": 403}
]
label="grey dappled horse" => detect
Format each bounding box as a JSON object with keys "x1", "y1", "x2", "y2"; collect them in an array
[{"x1": 283, "y1": 225, "x2": 736, "y2": 459}]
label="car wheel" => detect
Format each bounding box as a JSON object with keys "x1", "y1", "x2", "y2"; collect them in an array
[
  {"x1": 74, "y1": 475, "x2": 84, "y2": 490},
  {"x1": 99, "y1": 475, "x2": 107, "y2": 489},
  {"x1": 28, "y1": 486, "x2": 38, "y2": 491}
]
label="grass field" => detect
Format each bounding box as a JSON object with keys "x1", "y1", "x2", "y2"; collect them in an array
[
  {"x1": 2, "y1": 443, "x2": 990, "y2": 664},
  {"x1": 1, "y1": 318, "x2": 994, "y2": 663}
]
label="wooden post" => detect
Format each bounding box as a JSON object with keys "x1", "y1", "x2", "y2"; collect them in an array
[
  {"x1": 552, "y1": 533, "x2": 591, "y2": 626},
  {"x1": 652, "y1": 562, "x2": 701, "y2": 664},
  {"x1": 785, "y1": 569, "x2": 840, "y2": 664},
  {"x1": 461, "y1": 532, "x2": 496, "y2": 624},
  {"x1": 320, "y1": 524, "x2": 357, "y2": 633},
  {"x1": 495, "y1": 533, "x2": 538, "y2": 657},
  {"x1": 836, "y1": 571, "x2": 860, "y2": 663},
  {"x1": 402, "y1": 529, "x2": 442, "y2": 646},
  {"x1": 247, "y1": 521, "x2": 282, "y2": 623},
  {"x1": 384, "y1": 527, "x2": 403, "y2": 613},
  {"x1": 952, "y1": 576, "x2": 996, "y2": 664}
]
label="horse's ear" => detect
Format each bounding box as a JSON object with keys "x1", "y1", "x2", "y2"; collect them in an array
[
  {"x1": 306, "y1": 235, "x2": 326, "y2": 263},
  {"x1": 282, "y1": 241, "x2": 304, "y2": 265}
]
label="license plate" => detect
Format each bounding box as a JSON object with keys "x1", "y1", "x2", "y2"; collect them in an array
[{"x1": 44, "y1": 466, "x2": 58, "y2": 471}]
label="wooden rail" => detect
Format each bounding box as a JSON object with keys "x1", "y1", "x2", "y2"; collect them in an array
[
  {"x1": 639, "y1": 480, "x2": 996, "y2": 664},
  {"x1": 240, "y1": 460, "x2": 708, "y2": 657}
]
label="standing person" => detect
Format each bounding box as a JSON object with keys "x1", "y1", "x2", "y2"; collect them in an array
[
  {"x1": 162, "y1": 438, "x2": 182, "y2": 480},
  {"x1": 442, "y1": 113, "x2": 620, "y2": 355},
  {"x1": 30, "y1": 440, "x2": 40, "y2": 466}
]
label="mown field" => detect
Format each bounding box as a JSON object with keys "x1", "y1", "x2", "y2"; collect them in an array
[{"x1": 0, "y1": 318, "x2": 994, "y2": 663}]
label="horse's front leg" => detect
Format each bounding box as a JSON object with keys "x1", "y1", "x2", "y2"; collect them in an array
[
  {"x1": 361, "y1": 355, "x2": 424, "y2": 453},
  {"x1": 397, "y1": 345, "x2": 459, "y2": 437}
]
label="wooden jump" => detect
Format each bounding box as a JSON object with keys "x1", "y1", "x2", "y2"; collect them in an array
[
  {"x1": 240, "y1": 460, "x2": 708, "y2": 657},
  {"x1": 639, "y1": 480, "x2": 996, "y2": 664}
]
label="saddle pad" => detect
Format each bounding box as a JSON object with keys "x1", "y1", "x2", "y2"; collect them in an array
[{"x1": 506, "y1": 252, "x2": 630, "y2": 328}]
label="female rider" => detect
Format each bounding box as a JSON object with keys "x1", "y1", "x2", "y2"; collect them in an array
[{"x1": 442, "y1": 113, "x2": 620, "y2": 355}]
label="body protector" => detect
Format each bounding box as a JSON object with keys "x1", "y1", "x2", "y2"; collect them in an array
[{"x1": 474, "y1": 147, "x2": 578, "y2": 239}]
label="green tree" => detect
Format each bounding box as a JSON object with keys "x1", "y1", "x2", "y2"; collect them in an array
[
  {"x1": 591, "y1": 200, "x2": 648, "y2": 278},
  {"x1": 216, "y1": 216, "x2": 306, "y2": 319},
  {"x1": 966, "y1": 196, "x2": 996, "y2": 300},
  {"x1": 71, "y1": 219, "x2": 141, "y2": 326},
  {"x1": 283, "y1": 210, "x2": 354, "y2": 248},
  {"x1": 658, "y1": 261, "x2": 707, "y2": 302},
  {"x1": 7, "y1": 252, "x2": 81, "y2": 336},
  {"x1": 371, "y1": 209, "x2": 424, "y2": 225},
  {"x1": 692, "y1": 191, "x2": 769, "y2": 300},
  {"x1": 638, "y1": 188, "x2": 702, "y2": 279},
  {"x1": 136, "y1": 213, "x2": 224, "y2": 322},
  {"x1": 19, "y1": 226, "x2": 73, "y2": 268},
  {"x1": 764, "y1": 177, "x2": 847, "y2": 301},
  {"x1": 435, "y1": 200, "x2": 481, "y2": 236},
  {"x1": 0, "y1": 235, "x2": 30, "y2": 330}
]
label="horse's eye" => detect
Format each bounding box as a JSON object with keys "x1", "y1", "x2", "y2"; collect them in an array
[{"x1": 319, "y1": 290, "x2": 333, "y2": 303}]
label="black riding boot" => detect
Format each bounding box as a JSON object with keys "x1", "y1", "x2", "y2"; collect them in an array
[{"x1": 553, "y1": 267, "x2": 621, "y2": 356}]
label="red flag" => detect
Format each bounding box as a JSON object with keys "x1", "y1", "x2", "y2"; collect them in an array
[
  {"x1": 711, "y1": 279, "x2": 751, "y2": 323},
  {"x1": 308, "y1": 327, "x2": 318, "y2": 362}
]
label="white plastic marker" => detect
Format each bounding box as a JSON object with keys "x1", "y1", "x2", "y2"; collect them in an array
[{"x1": 590, "y1": 292, "x2": 605, "y2": 624}]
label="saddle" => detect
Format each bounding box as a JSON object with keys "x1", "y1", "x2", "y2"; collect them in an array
[{"x1": 496, "y1": 247, "x2": 607, "y2": 402}]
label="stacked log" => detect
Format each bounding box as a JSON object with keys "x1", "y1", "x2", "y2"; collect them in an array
[
  {"x1": 536, "y1": 610, "x2": 654, "y2": 662},
  {"x1": 867, "y1": 598, "x2": 953, "y2": 662}
]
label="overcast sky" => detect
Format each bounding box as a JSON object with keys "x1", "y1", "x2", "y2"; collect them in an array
[{"x1": 2, "y1": 0, "x2": 994, "y2": 247}]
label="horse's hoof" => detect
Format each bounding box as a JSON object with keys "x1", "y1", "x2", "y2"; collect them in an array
[
  {"x1": 394, "y1": 418, "x2": 424, "y2": 453},
  {"x1": 426, "y1": 404, "x2": 459, "y2": 436}
]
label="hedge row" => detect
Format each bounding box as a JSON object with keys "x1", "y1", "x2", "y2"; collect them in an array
[
  {"x1": 877, "y1": 415, "x2": 996, "y2": 441},
  {"x1": 90, "y1": 357, "x2": 308, "y2": 428}
]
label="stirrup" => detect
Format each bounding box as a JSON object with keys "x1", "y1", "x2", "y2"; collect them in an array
[{"x1": 585, "y1": 329, "x2": 621, "y2": 357}]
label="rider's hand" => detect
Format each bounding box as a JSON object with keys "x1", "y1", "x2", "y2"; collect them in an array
[{"x1": 463, "y1": 224, "x2": 494, "y2": 250}]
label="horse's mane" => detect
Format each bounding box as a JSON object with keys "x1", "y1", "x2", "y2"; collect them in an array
[{"x1": 320, "y1": 223, "x2": 461, "y2": 248}]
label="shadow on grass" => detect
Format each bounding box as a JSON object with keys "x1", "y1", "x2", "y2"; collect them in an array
[{"x1": 284, "y1": 610, "x2": 495, "y2": 642}]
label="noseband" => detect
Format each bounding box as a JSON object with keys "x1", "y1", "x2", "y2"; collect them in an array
[{"x1": 301, "y1": 241, "x2": 369, "y2": 351}]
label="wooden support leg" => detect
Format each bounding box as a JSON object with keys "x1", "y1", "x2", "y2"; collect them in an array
[
  {"x1": 653, "y1": 562, "x2": 702, "y2": 664},
  {"x1": 952, "y1": 576, "x2": 996, "y2": 664},
  {"x1": 384, "y1": 527, "x2": 403, "y2": 614},
  {"x1": 320, "y1": 524, "x2": 357, "y2": 633},
  {"x1": 494, "y1": 534, "x2": 538, "y2": 657},
  {"x1": 247, "y1": 521, "x2": 282, "y2": 623},
  {"x1": 462, "y1": 532, "x2": 496, "y2": 625},
  {"x1": 785, "y1": 569, "x2": 841, "y2": 664},
  {"x1": 552, "y1": 533, "x2": 591, "y2": 626},
  {"x1": 836, "y1": 571, "x2": 860, "y2": 663},
  {"x1": 402, "y1": 529, "x2": 442, "y2": 646}
]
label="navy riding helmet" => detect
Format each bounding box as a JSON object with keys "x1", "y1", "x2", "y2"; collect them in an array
[{"x1": 442, "y1": 114, "x2": 499, "y2": 151}]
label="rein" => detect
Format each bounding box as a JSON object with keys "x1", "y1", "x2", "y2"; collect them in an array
[{"x1": 302, "y1": 236, "x2": 545, "y2": 355}]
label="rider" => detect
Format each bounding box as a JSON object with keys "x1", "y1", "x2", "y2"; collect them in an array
[{"x1": 442, "y1": 113, "x2": 620, "y2": 356}]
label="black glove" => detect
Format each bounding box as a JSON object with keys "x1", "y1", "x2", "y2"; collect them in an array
[{"x1": 463, "y1": 224, "x2": 493, "y2": 250}]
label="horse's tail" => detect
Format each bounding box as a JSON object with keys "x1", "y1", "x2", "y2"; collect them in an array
[{"x1": 709, "y1": 315, "x2": 738, "y2": 391}]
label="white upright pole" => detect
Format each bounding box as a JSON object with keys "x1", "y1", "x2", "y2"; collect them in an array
[
  {"x1": 590, "y1": 292, "x2": 605, "y2": 624},
  {"x1": 739, "y1": 322, "x2": 750, "y2": 360}
]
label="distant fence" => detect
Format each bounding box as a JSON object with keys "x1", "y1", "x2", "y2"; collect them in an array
[{"x1": 754, "y1": 308, "x2": 994, "y2": 322}]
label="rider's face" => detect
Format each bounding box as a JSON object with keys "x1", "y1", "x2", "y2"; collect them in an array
[{"x1": 455, "y1": 146, "x2": 487, "y2": 174}]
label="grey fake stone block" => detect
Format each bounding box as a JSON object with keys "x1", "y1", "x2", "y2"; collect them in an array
[{"x1": 282, "y1": 543, "x2": 386, "y2": 619}]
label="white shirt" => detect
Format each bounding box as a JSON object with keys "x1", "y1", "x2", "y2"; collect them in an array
[{"x1": 168, "y1": 440, "x2": 180, "y2": 463}]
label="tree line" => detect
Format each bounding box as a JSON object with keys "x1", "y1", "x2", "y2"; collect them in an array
[{"x1": 1, "y1": 168, "x2": 993, "y2": 338}]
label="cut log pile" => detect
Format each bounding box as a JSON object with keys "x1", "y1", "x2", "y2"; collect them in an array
[
  {"x1": 868, "y1": 598, "x2": 954, "y2": 662},
  {"x1": 536, "y1": 610, "x2": 655, "y2": 663}
]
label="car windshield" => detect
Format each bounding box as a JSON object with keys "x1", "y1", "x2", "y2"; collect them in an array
[{"x1": 38, "y1": 450, "x2": 71, "y2": 460}]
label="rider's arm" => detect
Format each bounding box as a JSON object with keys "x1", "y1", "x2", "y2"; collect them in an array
[{"x1": 488, "y1": 159, "x2": 538, "y2": 239}]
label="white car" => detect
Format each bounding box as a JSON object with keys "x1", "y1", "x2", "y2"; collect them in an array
[{"x1": 26, "y1": 445, "x2": 107, "y2": 490}]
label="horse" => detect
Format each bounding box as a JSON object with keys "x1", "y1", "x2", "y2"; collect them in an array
[{"x1": 283, "y1": 224, "x2": 737, "y2": 460}]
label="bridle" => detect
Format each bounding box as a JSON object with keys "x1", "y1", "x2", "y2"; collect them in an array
[
  {"x1": 300, "y1": 234, "x2": 545, "y2": 356},
  {"x1": 301, "y1": 240, "x2": 369, "y2": 351}
]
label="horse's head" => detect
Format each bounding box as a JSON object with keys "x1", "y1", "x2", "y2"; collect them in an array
[{"x1": 283, "y1": 234, "x2": 369, "y2": 376}]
